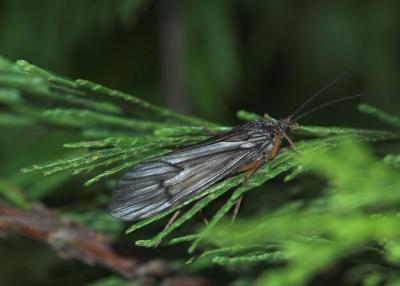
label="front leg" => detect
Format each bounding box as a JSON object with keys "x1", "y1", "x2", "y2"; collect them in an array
[
  {"x1": 265, "y1": 134, "x2": 282, "y2": 160},
  {"x1": 232, "y1": 135, "x2": 283, "y2": 222},
  {"x1": 240, "y1": 134, "x2": 283, "y2": 183},
  {"x1": 240, "y1": 158, "x2": 265, "y2": 184}
]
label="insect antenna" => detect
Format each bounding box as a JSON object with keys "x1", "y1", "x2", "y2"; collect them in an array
[
  {"x1": 290, "y1": 72, "x2": 348, "y2": 120},
  {"x1": 292, "y1": 94, "x2": 363, "y2": 122}
]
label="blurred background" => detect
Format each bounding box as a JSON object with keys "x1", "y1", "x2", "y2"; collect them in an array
[
  {"x1": 1, "y1": 1, "x2": 399, "y2": 125},
  {"x1": 0, "y1": 1, "x2": 399, "y2": 285}
]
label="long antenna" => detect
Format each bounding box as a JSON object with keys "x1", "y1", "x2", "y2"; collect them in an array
[
  {"x1": 293, "y1": 94, "x2": 363, "y2": 122},
  {"x1": 290, "y1": 72, "x2": 348, "y2": 119}
]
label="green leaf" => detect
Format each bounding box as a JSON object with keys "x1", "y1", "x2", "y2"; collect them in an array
[
  {"x1": 0, "y1": 178, "x2": 30, "y2": 208},
  {"x1": 358, "y1": 103, "x2": 400, "y2": 128},
  {"x1": 203, "y1": 140, "x2": 400, "y2": 286},
  {"x1": 3, "y1": 57, "x2": 400, "y2": 286},
  {"x1": 384, "y1": 154, "x2": 400, "y2": 168}
]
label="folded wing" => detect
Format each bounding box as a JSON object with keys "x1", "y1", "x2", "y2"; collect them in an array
[{"x1": 109, "y1": 123, "x2": 273, "y2": 221}]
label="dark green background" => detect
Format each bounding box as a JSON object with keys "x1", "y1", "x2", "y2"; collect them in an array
[
  {"x1": 0, "y1": 1, "x2": 399, "y2": 285},
  {"x1": 1, "y1": 1, "x2": 399, "y2": 125}
]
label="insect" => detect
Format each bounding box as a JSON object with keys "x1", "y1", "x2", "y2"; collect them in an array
[{"x1": 109, "y1": 81, "x2": 361, "y2": 221}]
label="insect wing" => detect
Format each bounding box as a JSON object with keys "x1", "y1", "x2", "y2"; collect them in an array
[{"x1": 109, "y1": 123, "x2": 273, "y2": 221}]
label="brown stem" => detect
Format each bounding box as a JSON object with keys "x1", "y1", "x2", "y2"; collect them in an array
[{"x1": 0, "y1": 203, "x2": 212, "y2": 285}]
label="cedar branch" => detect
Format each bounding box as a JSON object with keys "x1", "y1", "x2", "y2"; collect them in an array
[{"x1": 0, "y1": 202, "x2": 212, "y2": 285}]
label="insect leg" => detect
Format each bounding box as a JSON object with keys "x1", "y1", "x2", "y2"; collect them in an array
[
  {"x1": 231, "y1": 135, "x2": 284, "y2": 223},
  {"x1": 282, "y1": 132, "x2": 298, "y2": 152},
  {"x1": 264, "y1": 134, "x2": 282, "y2": 160},
  {"x1": 153, "y1": 210, "x2": 180, "y2": 247},
  {"x1": 241, "y1": 158, "x2": 265, "y2": 183},
  {"x1": 231, "y1": 195, "x2": 244, "y2": 224},
  {"x1": 240, "y1": 134, "x2": 283, "y2": 184},
  {"x1": 199, "y1": 210, "x2": 209, "y2": 225},
  {"x1": 163, "y1": 210, "x2": 181, "y2": 231},
  {"x1": 232, "y1": 159, "x2": 264, "y2": 223},
  {"x1": 155, "y1": 210, "x2": 181, "y2": 246}
]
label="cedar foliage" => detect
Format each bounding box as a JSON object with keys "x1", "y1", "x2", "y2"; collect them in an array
[
  {"x1": 0, "y1": 1, "x2": 400, "y2": 286},
  {"x1": 1, "y1": 56, "x2": 400, "y2": 286}
]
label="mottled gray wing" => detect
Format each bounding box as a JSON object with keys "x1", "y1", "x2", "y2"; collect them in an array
[{"x1": 109, "y1": 124, "x2": 274, "y2": 221}]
